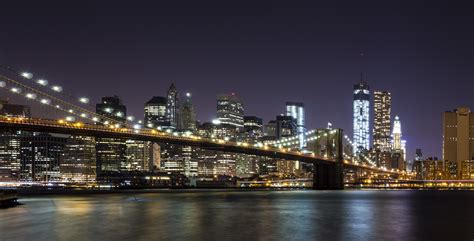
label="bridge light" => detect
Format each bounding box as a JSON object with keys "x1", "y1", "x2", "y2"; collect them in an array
[
  {"x1": 40, "y1": 98, "x2": 51, "y2": 105},
  {"x1": 0, "y1": 81, "x2": 5, "y2": 87},
  {"x1": 104, "y1": 121, "x2": 110, "y2": 125},
  {"x1": 37, "y1": 79, "x2": 48, "y2": 86},
  {"x1": 133, "y1": 124, "x2": 141, "y2": 130},
  {"x1": 116, "y1": 112, "x2": 123, "y2": 117},
  {"x1": 55, "y1": 105, "x2": 61, "y2": 109},
  {"x1": 58, "y1": 119, "x2": 65, "y2": 124},
  {"x1": 92, "y1": 117, "x2": 99, "y2": 122},
  {"x1": 80, "y1": 113, "x2": 87, "y2": 118},
  {"x1": 114, "y1": 124, "x2": 120, "y2": 128},
  {"x1": 126, "y1": 116, "x2": 134, "y2": 121},
  {"x1": 21, "y1": 72, "x2": 33, "y2": 79},
  {"x1": 68, "y1": 109, "x2": 74, "y2": 113},
  {"x1": 65, "y1": 116, "x2": 74, "y2": 122},
  {"x1": 26, "y1": 93, "x2": 37, "y2": 99},
  {"x1": 147, "y1": 123, "x2": 154, "y2": 128},
  {"x1": 10, "y1": 87, "x2": 21, "y2": 93},
  {"x1": 51, "y1": 85, "x2": 62, "y2": 92},
  {"x1": 79, "y1": 97, "x2": 89, "y2": 104},
  {"x1": 104, "y1": 108, "x2": 112, "y2": 113}
]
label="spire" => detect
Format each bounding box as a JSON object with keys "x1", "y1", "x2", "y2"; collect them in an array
[{"x1": 359, "y1": 51, "x2": 367, "y2": 85}]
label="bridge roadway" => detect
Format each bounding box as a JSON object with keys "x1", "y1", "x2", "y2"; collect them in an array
[{"x1": 0, "y1": 116, "x2": 402, "y2": 175}]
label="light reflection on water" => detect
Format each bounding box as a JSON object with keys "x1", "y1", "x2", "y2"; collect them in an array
[{"x1": 1, "y1": 190, "x2": 474, "y2": 241}]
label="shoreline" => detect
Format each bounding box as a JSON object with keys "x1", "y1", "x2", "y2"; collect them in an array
[{"x1": 14, "y1": 187, "x2": 474, "y2": 196}]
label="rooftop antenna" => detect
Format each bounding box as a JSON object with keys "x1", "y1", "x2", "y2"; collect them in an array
[{"x1": 360, "y1": 51, "x2": 366, "y2": 84}]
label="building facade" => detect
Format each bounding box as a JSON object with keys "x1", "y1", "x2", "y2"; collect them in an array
[
  {"x1": 373, "y1": 91, "x2": 392, "y2": 152},
  {"x1": 286, "y1": 102, "x2": 306, "y2": 149},
  {"x1": 178, "y1": 92, "x2": 197, "y2": 132},
  {"x1": 144, "y1": 96, "x2": 168, "y2": 128},
  {"x1": 166, "y1": 84, "x2": 179, "y2": 129},
  {"x1": 95, "y1": 96, "x2": 127, "y2": 175},
  {"x1": 217, "y1": 94, "x2": 244, "y2": 129},
  {"x1": 353, "y1": 81, "x2": 370, "y2": 154},
  {"x1": 443, "y1": 107, "x2": 474, "y2": 179}
]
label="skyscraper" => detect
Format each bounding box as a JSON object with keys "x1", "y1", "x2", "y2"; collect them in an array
[
  {"x1": 353, "y1": 80, "x2": 370, "y2": 154},
  {"x1": 178, "y1": 92, "x2": 197, "y2": 131},
  {"x1": 144, "y1": 96, "x2": 168, "y2": 128},
  {"x1": 391, "y1": 115, "x2": 406, "y2": 170},
  {"x1": 276, "y1": 115, "x2": 297, "y2": 139},
  {"x1": 242, "y1": 116, "x2": 263, "y2": 142},
  {"x1": 216, "y1": 93, "x2": 244, "y2": 129},
  {"x1": 61, "y1": 135, "x2": 96, "y2": 183},
  {"x1": 443, "y1": 107, "x2": 474, "y2": 179},
  {"x1": 286, "y1": 102, "x2": 306, "y2": 149},
  {"x1": 95, "y1": 96, "x2": 127, "y2": 175},
  {"x1": 373, "y1": 91, "x2": 391, "y2": 152},
  {"x1": 166, "y1": 83, "x2": 179, "y2": 129},
  {"x1": 96, "y1": 95, "x2": 127, "y2": 123},
  {"x1": 392, "y1": 116, "x2": 402, "y2": 150}
]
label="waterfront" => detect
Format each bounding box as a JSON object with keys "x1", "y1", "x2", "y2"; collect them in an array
[{"x1": 1, "y1": 190, "x2": 473, "y2": 241}]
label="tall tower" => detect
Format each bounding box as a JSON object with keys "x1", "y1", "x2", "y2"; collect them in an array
[
  {"x1": 353, "y1": 78, "x2": 370, "y2": 154},
  {"x1": 179, "y1": 92, "x2": 197, "y2": 131},
  {"x1": 166, "y1": 83, "x2": 179, "y2": 129},
  {"x1": 391, "y1": 115, "x2": 406, "y2": 170},
  {"x1": 373, "y1": 91, "x2": 392, "y2": 152},
  {"x1": 216, "y1": 93, "x2": 244, "y2": 129},
  {"x1": 392, "y1": 115, "x2": 402, "y2": 150},
  {"x1": 95, "y1": 96, "x2": 127, "y2": 174},
  {"x1": 286, "y1": 102, "x2": 306, "y2": 150},
  {"x1": 443, "y1": 107, "x2": 474, "y2": 179}
]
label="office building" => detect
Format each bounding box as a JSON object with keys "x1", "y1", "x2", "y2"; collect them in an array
[
  {"x1": 178, "y1": 92, "x2": 197, "y2": 132},
  {"x1": 373, "y1": 91, "x2": 391, "y2": 152},
  {"x1": 166, "y1": 83, "x2": 179, "y2": 129},
  {"x1": 276, "y1": 115, "x2": 297, "y2": 139},
  {"x1": 144, "y1": 96, "x2": 168, "y2": 128},
  {"x1": 95, "y1": 96, "x2": 127, "y2": 175},
  {"x1": 217, "y1": 93, "x2": 244, "y2": 129},
  {"x1": 391, "y1": 116, "x2": 406, "y2": 170},
  {"x1": 443, "y1": 107, "x2": 474, "y2": 179},
  {"x1": 0, "y1": 101, "x2": 30, "y2": 181},
  {"x1": 353, "y1": 80, "x2": 370, "y2": 154},
  {"x1": 61, "y1": 135, "x2": 96, "y2": 183},
  {"x1": 286, "y1": 102, "x2": 306, "y2": 149},
  {"x1": 20, "y1": 133, "x2": 67, "y2": 182}
]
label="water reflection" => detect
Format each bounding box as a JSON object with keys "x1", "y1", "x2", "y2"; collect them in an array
[{"x1": 1, "y1": 190, "x2": 474, "y2": 241}]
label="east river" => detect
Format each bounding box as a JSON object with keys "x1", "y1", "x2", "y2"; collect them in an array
[{"x1": 1, "y1": 190, "x2": 473, "y2": 241}]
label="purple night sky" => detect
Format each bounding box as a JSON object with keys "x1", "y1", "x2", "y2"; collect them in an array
[{"x1": 1, "y1": 1, "x2": 473, "y2": 159}]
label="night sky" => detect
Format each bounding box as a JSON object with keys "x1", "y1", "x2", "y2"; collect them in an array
[{"x1": 1, "y1": 1, "x2": 473, "y2": 159}]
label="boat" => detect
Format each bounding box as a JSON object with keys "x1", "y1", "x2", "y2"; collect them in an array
[{"x1": 0, "y1": 189, "x2": 18, "y2": 207}]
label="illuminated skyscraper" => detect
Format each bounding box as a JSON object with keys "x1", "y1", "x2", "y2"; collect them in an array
[
  {"x1": 166, "y1": 83, "x2": 179, "y2": 129},
  {"x1": 392, "y1": 116, "x2": 402, "y2": 150},
  {"x1": 286, "y1": 102, "x2": 306, "y2": 149},
  {"x1": 217, "y1": 93, "x2": 244, "y2": 129},
  {"x1": 95, "y1": 96, "x2": 127, "y2": 174},
  {"x1": 353, "y1": 80, "x2": 370, "y2": 154},
  {"x1": 391, "y1": 115, "x2": 406, "y2": 170},
  {"x1": 178, "y1": 92, "x2": 197, "y2": 132},
  {"x1": 373, "y1": 91, "x2": 391, "y2": 152},
  {"x1": 144, "y1": 96, "x2": 168, "y2": 128}
]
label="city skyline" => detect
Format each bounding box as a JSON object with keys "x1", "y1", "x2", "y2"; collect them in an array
[{"x1": 2, "y1": 1, "x2": 474, "y2": 161}]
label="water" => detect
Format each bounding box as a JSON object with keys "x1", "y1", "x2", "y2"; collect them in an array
[{"x1": 1, "y1": 190, "x2": 473, "y2": 241}]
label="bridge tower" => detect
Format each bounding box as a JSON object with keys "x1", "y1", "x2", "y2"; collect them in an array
[{"x1": 312, "y1": 128, "x2": 344, "y2": 190}]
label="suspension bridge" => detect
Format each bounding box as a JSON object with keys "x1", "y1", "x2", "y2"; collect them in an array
[{"x1": 0, "y1": 64, "x2": 407, "y2": 189}]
